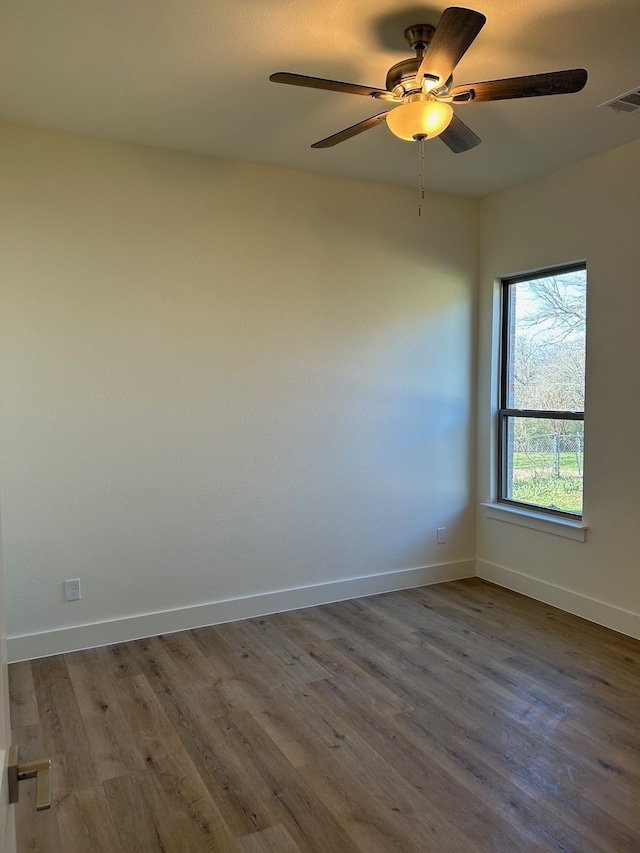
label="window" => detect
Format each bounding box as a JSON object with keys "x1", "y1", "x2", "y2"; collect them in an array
[{"x1": 498, "y1": 264, "x2": 586, "y2": 518}]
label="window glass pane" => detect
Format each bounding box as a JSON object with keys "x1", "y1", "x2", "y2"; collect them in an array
[
  {"x1": 503, "y1": 416, "x2": 583, "y2": 515},
  {"x1": 506, "y1": 270, "x2": 586, "y2": 411}
]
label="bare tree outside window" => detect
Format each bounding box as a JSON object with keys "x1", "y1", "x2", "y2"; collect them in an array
[{"x1": 499, "y1": 265, "x2": 586, "y2": 516}]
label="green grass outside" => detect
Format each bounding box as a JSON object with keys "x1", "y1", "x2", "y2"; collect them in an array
[{"x1": 509, "y1": 452, "x2": 583, "y2": 514}]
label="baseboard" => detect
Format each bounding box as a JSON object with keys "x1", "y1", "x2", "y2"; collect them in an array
[
  {"x1": 7, "y1": 559, "x2": 475, "y2": 662},
  {"x1": 477, "y1": 559, "x2": 640, "y2": 640}
]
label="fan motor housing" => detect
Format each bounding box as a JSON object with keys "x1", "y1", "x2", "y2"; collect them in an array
[
  {"x1": 388, "y1": 23, "x2": 450, "y2": 97},
  {"x1": 386, "y1": 58, "x2": 422, "y2": 96}
]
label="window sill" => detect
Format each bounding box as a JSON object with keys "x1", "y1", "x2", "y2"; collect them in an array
[{"x1": 481, "y1": 503, "x2": 587, "y2": 541}]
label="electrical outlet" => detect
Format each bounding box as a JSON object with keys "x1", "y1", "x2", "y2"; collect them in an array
[
  {"x1": 436, "y1": 527, "x2": 447, "y2": 544},
  {"x1": 65, "y1": 578, "x2": 81, "y2": 602}
]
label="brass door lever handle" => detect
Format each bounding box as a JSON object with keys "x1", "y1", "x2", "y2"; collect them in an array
[{"x1": 7, "y1": 744, "x2": 52, "y2": 810}]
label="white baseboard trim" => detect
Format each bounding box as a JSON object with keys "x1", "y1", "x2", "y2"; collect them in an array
[
  {"x1": 7, "y1": 560, "x2": 475, "y2": 662},
  {"x1": 477, "y1": 559, "x2": 640, "y2": 640}
]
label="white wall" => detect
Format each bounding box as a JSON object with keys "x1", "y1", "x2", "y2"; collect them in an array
[
  {"x1": 477, "y1": 138, "x2": 640, "y2": 637},
  {"x1": 0, "y1": 123, "x2": 478, "y2": 658}
]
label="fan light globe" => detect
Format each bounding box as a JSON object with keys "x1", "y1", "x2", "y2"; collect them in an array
[{"x1": 386, "y1": 96, "x2": 454, "y2": 141}]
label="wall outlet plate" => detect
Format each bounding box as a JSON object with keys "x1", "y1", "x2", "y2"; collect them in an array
[{"x1": 65, "y1": 579, "x2": 81, "y2": 601}]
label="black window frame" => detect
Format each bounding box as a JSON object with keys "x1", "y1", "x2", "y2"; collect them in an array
[{"x1": 498, "y1": 262, "x2": 586, "y2": 520}]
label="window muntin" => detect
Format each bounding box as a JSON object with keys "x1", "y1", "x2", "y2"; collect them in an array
[{"x1": 499, "y1": 265, "x2": 586, "y2": 518}]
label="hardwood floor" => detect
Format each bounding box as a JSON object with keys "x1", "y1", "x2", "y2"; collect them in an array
[{"x1": 9, "y1": 578, "x2": 640, "y2": 852}]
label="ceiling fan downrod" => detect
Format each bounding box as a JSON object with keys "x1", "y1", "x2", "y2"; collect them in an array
[{"x1": 404, "y1": 24, "x2": 435, "y2": 58}]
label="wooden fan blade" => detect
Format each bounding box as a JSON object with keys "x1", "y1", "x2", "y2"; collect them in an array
[
  {"x1": 439, "y1": 113, "x2": 481, "y2": 153},
  {"x1": 270, "y1": 72, "x2": 388, "y2": 98},
  {"x1": 311, "y1": 113, "x2": 389, "y2": 148},
  {"x1": 450, "y1": 69, "x2": 588, "y2": 102},
  {"x1": 416, "y1": 7, "x2": 486, "y2": 89}
]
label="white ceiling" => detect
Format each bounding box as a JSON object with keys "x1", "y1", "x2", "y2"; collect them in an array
[{"x1": 1, "y1": 0, "x2": 639, "y2": 197}]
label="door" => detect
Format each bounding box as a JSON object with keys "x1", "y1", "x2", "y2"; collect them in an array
[{"x1": 0, "y1": 508, "x2": 17, "y2": 853}]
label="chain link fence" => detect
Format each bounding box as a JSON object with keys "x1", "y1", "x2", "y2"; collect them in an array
[{"x1": 513, "y1": 432, "x2": 584, "y2": 478}]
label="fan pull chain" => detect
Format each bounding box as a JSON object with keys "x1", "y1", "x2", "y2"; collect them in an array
[{"x1": 418, "y1": 137, "x2": 425, "y2": 217}]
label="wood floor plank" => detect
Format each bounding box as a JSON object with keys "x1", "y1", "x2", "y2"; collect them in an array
[
  {"x1": 30, "y1": 656, "x2": 99, "y2": 790},
  {"x1": 103, "y1": 772, "x2": 173, "y2": 853},
  {"x1": 209, "y1": 655, "x2": 321, "y2": 769},
  {"x1": 158, "y1": 630, "x2": 228, "y2": 689},
  {"x1": 95, "y1": 639, "x2": 145, "y2": 680},
  {"x1": 214, "y1": 619, "x2": 329, "y2": 686},
  {"x1": 111, "y1": 672, "x2": 185, "y2": 763},
  {"x1": 65, "y1": 650, "x2": 148, "y2": 782},
  {"x1": 413, "y1": 582, "x2": 640, "y2": 698},
  {"x1": 189, "y1": 625, "x2": 234, "y2": 658},
  {"x1": 238, "y1": 823, "x2": 301, "y2": 852},
  {"x1": 292, "y1": 706, "x2": 476, "y2": 853},
  {"x1": 242, "y1": 670, "x2": 492, "y2": 851},
  {"x1": 11, "y1": 579, "x2": 640, "y2": 852},
  {"x1": 11, "y1": 722, "x2": 45, "y2": 765},
  {"x1": 267, "y1": 607, "x2": 343, "y2": 642},
  {"x1": 216, "y1": 709, "x2": 361, "y2": 853},
  {"x1": 296, "y1": 761, "x2": 432, "y2": 853},
  {"x1": 128, "y1": 642, "x2": 293, "y2": 840},
  {"x1": 8, "y1": 661, "x2": 40, "y2": 729},
  {"x1": 55, "y1": 785, "x2": 122, "y2": 853},
  {"x1": 305, "y1": 679, "x2": 538, "y2": 852},
  {"x1": 291, "y1": 636, "x2": 410, "y2": 717},
  {"x1": 402, "y1": 704, "x2": 639, "y2": 853},
  {"x1": 139, "y1": 751, "x2": 242, "y2": 852}
]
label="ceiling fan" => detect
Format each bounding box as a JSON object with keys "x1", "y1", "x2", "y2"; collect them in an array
[{"x1": 269, "y1": 6, "x2": 588, "y2": 153}]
